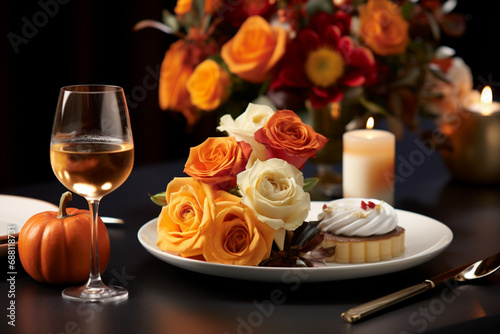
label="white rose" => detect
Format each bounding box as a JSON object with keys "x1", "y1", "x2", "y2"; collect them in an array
[
  {"x1": 217, "y1": 103, "x2": 274, "y2": 164},
  {"x1": 237, "y1": 158, "x2": 310, "y2": 249},
  {"x1": 350, "y1": 16, "x2": 360, "y2": 37},
  {"x1": 423, "y1": 56, "x2": 478, "y2": 117},
  {"x1": 447, "y1": 57, "x2": 473, "y2": 102}
]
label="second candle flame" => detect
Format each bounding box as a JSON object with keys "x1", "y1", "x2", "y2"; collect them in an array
[
  {"x1": 480, "y1": 86, "x2": 492, "y2": 104},
  {"x1": 366, "y1": 117, "x2": 374, "y2": 129}
]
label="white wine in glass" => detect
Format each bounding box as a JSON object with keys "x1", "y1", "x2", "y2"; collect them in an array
[{"x1": 50, "y1": 85, "x2": 134, "y2": 302}]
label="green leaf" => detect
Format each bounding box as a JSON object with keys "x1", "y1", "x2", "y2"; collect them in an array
[
  {"x1": 429, "y1": 66, "x2": 451, "y2": 83},
  {"x1": 228, "y1": 186, "x2": 242, "y2": 197},
  {"x1": 389, "y1": 66, "x2": 422, "y2": 88},
  {"x1": 133, "y1": 18, "x2": 176, "y2": 35},
  {"x1": 359, "y1": 97, "x2": 392, "y2": 117},
  {"x1": 303, "y1": 177, "x2": 319, "y2": 193},
  {"x1": 426, "y1": 11, "x2": 441, "y2": 41},
  {"x1": 162, "y1": 9, "x2": 179, "y2": 33},
  {"x1": 305, "y1": 0, "x2": 333, "y2": 16},
  {"x1": 195, "y1": 0, "x2": 205, "y2": 20},
  {"x1": 400, "y1": 1, "x2": 414, "y2": 21},
  {"x1": 149, "y1": 192, "x2": 167, "y2": 206}
]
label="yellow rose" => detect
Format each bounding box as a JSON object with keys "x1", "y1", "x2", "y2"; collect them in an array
[
  {"x1": 186, "y1": 59, "x2": 231, "y2": 111},
  {"x1": 156, "y1": 178, "x2": 215, "y2": 257},
  {"x1": 359, "y1": 0, "x2": 409, "y2": 56},
  {"x1": 203, "y1": 196, "x2": 275, "y2": 266},
  {"x1": 221, "y1": 15, "x2": 287, "y2": 83}
]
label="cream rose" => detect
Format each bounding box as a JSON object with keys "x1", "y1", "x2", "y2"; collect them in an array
[
  {"x1": 236, "y1": 158, "x2": 310, "y2": 249},
  {"x1": 445, "y1": 57, "x2": 475, "y2": 103},
  {"x1": 217, "y1": 103, "x2": 274, "y2": 164},
  {"x1": 423, "y1": 56, "x2": 478, "y2": 117}
]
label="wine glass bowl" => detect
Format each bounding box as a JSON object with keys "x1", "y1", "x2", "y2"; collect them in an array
[
  {"x1": 50, "y1": 85, "x2": 134, "y2": 302},
  {"x1": 50, "y1": 141, "x2": 134, "y2": 199}
]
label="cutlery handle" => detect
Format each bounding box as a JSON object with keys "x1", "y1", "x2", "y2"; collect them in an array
[{"x1": 341, "y1": 280, "x2": 435, "y2": 323}]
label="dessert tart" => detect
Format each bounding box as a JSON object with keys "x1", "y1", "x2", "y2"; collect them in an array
[{"x1": 317, "y1": 199, "x2": 405, "y2": 263}]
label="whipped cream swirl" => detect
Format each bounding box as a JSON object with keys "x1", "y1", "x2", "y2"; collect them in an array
[{"x1": 317, "y1": 198, "x2": 398, "y2": 237}]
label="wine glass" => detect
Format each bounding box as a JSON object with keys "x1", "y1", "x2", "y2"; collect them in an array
[{"x1": 50, "y1": 85, "x2": 134, "y2": 302}]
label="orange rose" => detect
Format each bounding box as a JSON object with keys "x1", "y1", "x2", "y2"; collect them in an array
[
  {"x1": 203, "y1": 197, "x2": 275, "y2": 266},
  {"x1": 159, "y1": 38, "x2": 211, "y2": 126},
  {"x1": 186, "y1": 59, "x2": 231, "y2": 111},
  {"x1": 159, "y1": 40, "x2": 194, "y2": 112},
  {"x1": 174, "y1": 0, "x2": 222, "y2": 16},
  {"x1": 174, "y1": 0, "x2": 191, "y2": 15},
  {"x1": 359, "y1": 0, "x2": 409, "y2": 56},
  {"x1": 254, "y1": 109, "x2": 328, "y2": 170},
  {"x1": 184, "y1": 137, "x2": 252, "y2": 190},
  {"x1": 156, "y1": 177, "x2": 216, "y2": 257},
  {"x1": 221, "y1": 15, "x2": 287, "y2": 83}
]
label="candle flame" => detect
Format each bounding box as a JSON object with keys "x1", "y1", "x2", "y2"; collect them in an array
[
  {"x1": 330, "y1": 102, "x2": 341, "y2": 120},
  {"x1": 481, "y1": 86, "x2": 493, "y2": 104},
  {"x1": 366, "y1": 117, "x2": 374, "y2": 129}
]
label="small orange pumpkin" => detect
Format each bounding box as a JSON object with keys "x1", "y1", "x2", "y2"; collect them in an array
[{"x1": 19, "y1": 192, "x2": 110, "y2": 284}]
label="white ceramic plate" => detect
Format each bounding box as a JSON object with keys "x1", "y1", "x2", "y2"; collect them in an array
[
  {"x1": 138, "y1": 202, "x2": 453, "y2": 282},
  {"x1": 0, "y1": 195, "x2": 58, "y2": 257}
]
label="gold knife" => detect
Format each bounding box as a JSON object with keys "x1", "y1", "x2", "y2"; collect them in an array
[{"x1": 341, "y1": 260, "x2": 474, "y2": 323}]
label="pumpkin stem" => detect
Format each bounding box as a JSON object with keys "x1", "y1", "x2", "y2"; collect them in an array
[{"x1": 57, "y1": 191, "x2": 73, "y2": 219}]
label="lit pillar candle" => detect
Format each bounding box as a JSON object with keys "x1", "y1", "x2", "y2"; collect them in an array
[
  {"x1": 439, "y1": 86, "x2": 500, "y2": 182},
  {"x1": 342, "y1": 118, "x2": 395, "y2": 204},
  {"x1": 467, "y1": 86, "x2": 500, "y2": 115}
]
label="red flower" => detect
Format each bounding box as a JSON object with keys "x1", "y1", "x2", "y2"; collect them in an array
[
  {"x1": 217, "y1": 0, "x2": 276, "y2": 28},
  {"x1": 308, "y1": 11, "x2": 351, "y2": 36},
  {"x1": 270, "y1": 12, "x2": 377, "y2": 108}
]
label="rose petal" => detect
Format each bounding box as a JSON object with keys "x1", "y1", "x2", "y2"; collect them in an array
[
  {"x1": 339, "y1": 72, "x2": 366, "y2": 87},
  {"x1": 349, "y1": 46, "x2": 376, "y2": 68},
  {"x1": 337, "y1": 36, "x2": 353, "y2": 59},
  {"x1": 323, "y1": 25, "x2": 342, "y2": 47},
  {"x1": 298, "y1": 29, "x2": 321, "y2": 50}
]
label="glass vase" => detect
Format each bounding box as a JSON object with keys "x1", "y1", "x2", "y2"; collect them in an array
[{"x1": 306, "y1": 92, "x2": 362, "y2": 200}]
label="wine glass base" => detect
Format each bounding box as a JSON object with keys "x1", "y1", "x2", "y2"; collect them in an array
[{"x1": 62, "y1": 284, "x2": 128, "y2": 302}]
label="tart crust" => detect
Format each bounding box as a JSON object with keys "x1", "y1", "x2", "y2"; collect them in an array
[{"x1": 321, "y1": 226, "x2": 405, "y2": 263}]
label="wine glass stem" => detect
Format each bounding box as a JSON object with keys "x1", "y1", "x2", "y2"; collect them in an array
[{"x1": 87, "y1": 199, "x2": 103, "y2": 288}]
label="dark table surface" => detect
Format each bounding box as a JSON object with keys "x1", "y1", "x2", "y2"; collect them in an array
[{"x1": 2, "y1": 133, "x2": 500, "y2": 334}]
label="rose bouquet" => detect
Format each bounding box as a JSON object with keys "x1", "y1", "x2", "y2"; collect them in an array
[
  {"x1": 151, "y1": 103, "x2": 336, "y2": 266},
  {"x1": 135, "y1": 0, "x2": 466, "y2": 137}
]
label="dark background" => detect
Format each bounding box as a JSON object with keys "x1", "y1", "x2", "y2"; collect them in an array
[{"x1": 1, "y1": 1, "x2": 498, "y2": 190}]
